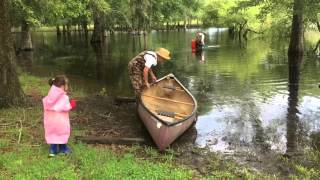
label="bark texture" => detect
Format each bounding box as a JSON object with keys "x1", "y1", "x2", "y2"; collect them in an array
[
  {"x1": 288, "y1": 0, "x2": 304, "y2": 57},
  {"x1": 91, "y1": 10, "x2": 105, "y2": 43},
  {"x1": 20, "y1": 20, "x2": 33, "y2": 51},
  {"x1": 0, "y1": 0, "x2": 25, "y2": 107}
]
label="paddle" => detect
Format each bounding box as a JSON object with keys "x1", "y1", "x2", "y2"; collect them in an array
[{"x1": 201, "y1": 45, "x2": 221, "y2": 50}]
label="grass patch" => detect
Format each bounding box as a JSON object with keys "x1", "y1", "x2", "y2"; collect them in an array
[
  {"x1": 0, "y1": 104, "x2": 193, "y2": 179},
  {"x1": 19, "y1": 72, "x2": 87, "y2": 98},
  {"x1": 280, "y1": 150, "x2": 320, "y2": 179},
  {"x1": 0, "y1": 143, "x2": 193, "y2": 179}
]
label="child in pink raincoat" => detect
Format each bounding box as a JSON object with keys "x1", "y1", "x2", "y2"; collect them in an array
[{"x1": 43, "y1": 75, "x2": 76, "y2": 157}]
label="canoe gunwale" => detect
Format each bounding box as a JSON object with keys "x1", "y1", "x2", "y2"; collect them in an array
[{"x1": 139, "y1": 74, "x2": 198, "y2": 127}]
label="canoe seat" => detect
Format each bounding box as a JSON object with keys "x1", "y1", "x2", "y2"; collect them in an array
[
  {"x1": 156, "y1": 110, "x2": 176, "y2": 118},
  {"x1": 162, "y1": 86, "x2": 184, "y2": 91},
  {"x1": 155, "y1": 110, "x2": 187, "y2": 119}
]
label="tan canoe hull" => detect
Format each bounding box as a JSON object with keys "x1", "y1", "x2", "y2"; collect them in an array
[
  {"x1": 138, "y1": 74, "x2": 197, "y2": 150},
  {"x1": 138, "y1": 102, "x2": 196, "y2": 150}
]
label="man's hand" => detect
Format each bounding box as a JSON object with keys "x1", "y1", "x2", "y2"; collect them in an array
[
  {"x1": 152, "y1": 76, "x2": 157, "y2": 83},
  {"x1": 146, "y1": 82, "x2": 150, "y2": 88}
]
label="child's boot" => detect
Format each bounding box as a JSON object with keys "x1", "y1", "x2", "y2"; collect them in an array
[
  {"x1": 59, "y1": 144, "x2": 71, "y2": 155},
  {"x1": 49, "y1": 144, "x2": 58, "y2": 157}
]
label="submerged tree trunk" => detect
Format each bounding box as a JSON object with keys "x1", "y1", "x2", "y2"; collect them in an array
[
  {"x1": 66, "y1": 24, "x2": 72, "y2": 37},
  {"x1": 286, "y1": 54, "x2": 302, "y2": 156},
  {"x1": 62, "y1": 25, "x2": 66, "y2": 36},
  {"x1": 285, "y1": 0, "x2": 304, "y2": 156},
  {"x1": 82, "y1": 20, "x2": 88, "y2": 38},
  {"x1": 0, "y1": 0, "x2": 25, "y2": 107},
  {"x1": 91, "y1": 10, "x2": 105, "y2": 43},
  {"x1": 20, "y1": 20, "x2": 33, "y2": 51},
  {"x1": 56, "y1": 25, "x2": 61, "y2": 36},
  {"x1": 288, "y1": 0, "x2": 304, "y2": 57},
  {"x1": 314, "y1": 39, "x2": 320, "y2": 55}
]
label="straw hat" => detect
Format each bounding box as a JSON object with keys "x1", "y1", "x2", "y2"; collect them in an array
[{"x1": 156, "y1": 48, "x2": 171, "y2": 60}]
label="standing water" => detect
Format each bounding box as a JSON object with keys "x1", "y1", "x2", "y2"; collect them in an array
[{"x1": 18, "y1": 28, "x2": 320, "y2": 154}]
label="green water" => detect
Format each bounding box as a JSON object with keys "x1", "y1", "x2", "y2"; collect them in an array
[{"x1": 17, "y1": 28, "x2": 320, "y2": 153}]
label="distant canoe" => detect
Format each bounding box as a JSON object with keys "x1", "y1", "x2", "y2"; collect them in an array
[{"x1": 138, "y1": 74, "x2": 197, "y2": 150}]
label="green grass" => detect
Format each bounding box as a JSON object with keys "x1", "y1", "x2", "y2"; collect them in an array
[
  {"x1": 19, "y1": 72, "x2": 87, "y2": 98},
  {"x1": 1, "y1": 72, "x2": 319, "y2": 179},
  {"x1": 0, "y1": 105, "x2": 193, "y2": 179},
  {"x1": 0, "y1": 143, "x2": 193, "y2": 179},
  {"x1": 280, "y1": 150, "x2": 320, "y2": 180}
]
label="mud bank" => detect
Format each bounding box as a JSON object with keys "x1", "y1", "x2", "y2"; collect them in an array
[{"x1": 72, "y1": 95, "x2": 320, "y2": 178}]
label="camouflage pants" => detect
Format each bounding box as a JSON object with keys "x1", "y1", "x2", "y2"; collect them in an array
[{"x1": 128, "y1": 62, "x2": 145, "y2": 97}]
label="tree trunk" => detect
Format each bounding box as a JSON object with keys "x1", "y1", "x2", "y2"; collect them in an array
[
  {"x1": 76, "y1": 136, "x2": 147, "y2": 145},
  {"x1": 62, "y1": 25, "x2": 66, "y2": 36},
  {"x1": 56, "y1": 25, "x2": 61, "y2": 36},
  {"x1": 20, "y1": 20, "x2": 33, "y2": 51},
  {"x1": 82, "y1": 21, "x2": 88, "y2": 38},
  {"x1": 313, "y1": 40, "x2": 320, "y2": 54},
  {"x1": 286, "y1": 0, "x2": 304, "y2": 156},
  {"x1": 66, "y1": 24, "x2": 71, "y2": 36},
  {"x1": 316, "y1": 21, "x2": 320, "y2": 32},
  {"x1": 91, "y1": 10, "x2": 105, "y2": 43},
  {"x1": 286, "y1": 54, "x2": 302, "y2": 156},
  {"x1": 238, "y1": 21, "x2": 247, "y2": 41},
  {"x1": 0, "y1": 0, "x2": 25, "y2": 107},
  {"x1": 288, "y1": 0, "x2": 304, "y2": 57}
]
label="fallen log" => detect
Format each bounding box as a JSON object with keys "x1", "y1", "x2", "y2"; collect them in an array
[
  {"x1": 76, "y1": 136, "x2": 147, "y2": 145},
  {"x1": 114, "y1": 96, "x2": 136, "y2": 105}
]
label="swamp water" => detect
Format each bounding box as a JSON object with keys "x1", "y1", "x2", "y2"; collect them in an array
[{"x1": 17, "y1": 28, "x2": 320, "y2": 156}]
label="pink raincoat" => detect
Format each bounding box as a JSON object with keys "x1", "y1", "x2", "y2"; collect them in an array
[{"x1": 43, "y1": 85, "x2": 72, "y2": 144}]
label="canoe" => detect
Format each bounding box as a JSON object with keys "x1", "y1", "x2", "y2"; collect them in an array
[{"x1": 138, "y1": 74, "x2": 197, "y2": 150}]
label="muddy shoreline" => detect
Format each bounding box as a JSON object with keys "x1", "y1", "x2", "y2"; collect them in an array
[{"x1": 70, "y1": 94, "x2": 319, "y2": 178}]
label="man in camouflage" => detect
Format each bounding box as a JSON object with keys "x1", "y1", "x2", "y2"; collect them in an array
[{"x1": 128, "y1": 48, "x2": 171, "y2": 97}]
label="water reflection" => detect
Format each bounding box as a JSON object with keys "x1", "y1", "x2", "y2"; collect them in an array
[{"x1": 285, "y1": 54, "x2": 302, "y2": 155}]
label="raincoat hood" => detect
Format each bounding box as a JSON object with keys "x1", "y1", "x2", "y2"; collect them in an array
[{"x1": 43, "y1": 85, "x2": 71, "y2": 112}]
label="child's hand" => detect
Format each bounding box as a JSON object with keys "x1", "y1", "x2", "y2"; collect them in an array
[{"x1": 70, "y1": 99, "x2": 76, "y2": 110}]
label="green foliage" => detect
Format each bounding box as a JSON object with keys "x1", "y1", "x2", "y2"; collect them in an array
[
  {"x1": 200, "y1": 0, "x2": 319, "y2": 37},
  {"x1": 7, "y1": 0, "x2": 320, "y2": 33},
  {"x1": 9, "y1": 0, "x2": 46, "y2": 26},
  {"x1": 202, "y1": 4, "x2": 219, "y2": 27}
]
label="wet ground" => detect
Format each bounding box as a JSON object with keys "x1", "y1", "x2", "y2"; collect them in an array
[
  {"x1": 73, "y1": 95, "x2": 197, "y2": 147},
  {"x1": 72, "y1": 95, "x2": 315, "y2": 177}
]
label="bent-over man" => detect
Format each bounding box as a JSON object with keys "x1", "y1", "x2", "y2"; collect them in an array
[{"x1": 128, "y1": 48, "x2": 171, "y2": 96}]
